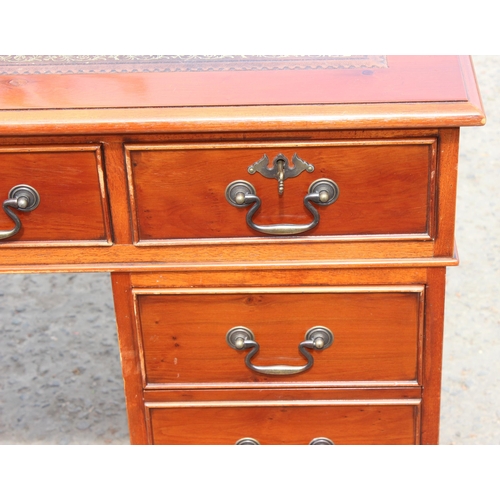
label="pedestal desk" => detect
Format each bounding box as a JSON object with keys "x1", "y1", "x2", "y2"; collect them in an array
[{"x1": 0, "y1": 56, "x2": 485, "y2": 444}]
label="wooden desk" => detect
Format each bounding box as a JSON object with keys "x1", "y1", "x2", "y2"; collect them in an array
[{"x1": 0, "y1": 55, "x2": 485, "y2": 444}]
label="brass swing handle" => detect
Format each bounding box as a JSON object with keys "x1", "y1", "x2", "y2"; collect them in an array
[
  {"x1": 235, "y1": 437, "x2": 334, "y2": 445},
  {"x1": 225, "y1": 178, "x2": 339, "y2": 236},
  {"x1": 226, "y1": 325, "x2": 334, "y2": 376},
  {"x1": 0, "y1": 185, "x2": 40, "y2": 240}
]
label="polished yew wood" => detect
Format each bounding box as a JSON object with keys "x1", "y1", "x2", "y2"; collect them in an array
[
  {"x1": 143, "y1": 387, "x2": 423, "y2": 402},
  {"x1": 0, "y1": 102, "x2": 484, "y2": 137},
  {"x1": 111, "y1": 273, "x2": 148, "y2": 444},
  {"x1": 0, "y1": 128, "x2": 441, "y2": 147},
  {"x1": 129, "y1": 267, "x2": 430, "y2": 288},
  {"x1": 0, "y1": 58, "x2": 484, "y2": 136},
  {"x1": 146, "y1": 401, "x2": 421, "y2": 445},
  {"x1": 434, "y1": 128, "x2": 460, "y2": 257},
  {"x1": 0, "y1": 128, "x2": 458, "y2": 265},
  {"x1": 0, "y1": 145, "x2": 111, "y2": 244},
  {"x1": 127, "y1": 139, "x2": 436, "y2": 242},
  {"x1": 134, "y1": 287, "x2": 423, "y2": 387},
  {"x1": 0, "y1": 244, "x2": 458, "y2": 272},
  {"x1": 0, "y1": 126, "x2": 467, "y2": 267},
  {"x1": 421, "y1": 268, "x2": 447, "y2": 445},
  {"x1": 0, "y1": 57, "x2": 485, "y2": 445},
  {"x1": 102, "y1": 140, "x2": 133, "y2": 244}
]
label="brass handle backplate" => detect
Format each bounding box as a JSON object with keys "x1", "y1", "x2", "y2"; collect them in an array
[
  {"x1": 0, "y1": 185, "x2": 40, "y2": 240},
  {"x1": 235, "y1": 438, "x2": 260, "y2": 445},
  {"x1": 235, "y1": 437, "x2": 334, "y2": 445},
  {"x1": 226, "y1": 325, "x2": 334, "y2": 376},
  {"x1": 309, "y1": 437, "x2": 335, "y2": 445}
]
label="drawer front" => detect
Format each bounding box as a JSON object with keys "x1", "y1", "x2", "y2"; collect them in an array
[
  {"x1": 126, "y1": 139, "x2": 436, "y2": 243},
  {"x1": 0, "y1": 145, "x2": 111, "y2": 245},
  {"x1": 146, "y1": 400, "x2": 420, "y2": 444},
  {"x1": 135, "y1": 286, "x2": 424, "y2": 387}
]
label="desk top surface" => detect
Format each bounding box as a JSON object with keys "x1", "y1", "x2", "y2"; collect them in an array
[{"x1": 0, "y1": 55, "x2": 485, "y2": 134}]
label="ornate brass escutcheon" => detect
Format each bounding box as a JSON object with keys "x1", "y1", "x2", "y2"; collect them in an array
[{"x1": 247, "y1": 153, "x2": 315, "y2": 195}]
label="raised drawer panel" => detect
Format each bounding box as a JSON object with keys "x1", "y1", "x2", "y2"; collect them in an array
[
  {"x1": 0, "y1": 145, "x2": 111, "y2": 245},
  {"x1": 134, "y1": 286, "x2": 424, "y2": 387},
  {"x1": 146, "y1": 400, "x2": 420, "y2": 445},
  {"x1": 126, "y1": 139, "x2": 436, "y2": 243}
]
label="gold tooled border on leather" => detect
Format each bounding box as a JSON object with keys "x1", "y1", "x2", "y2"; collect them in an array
[{"x1": 0, "y1": 55, "x2": 388, "y2": 74}]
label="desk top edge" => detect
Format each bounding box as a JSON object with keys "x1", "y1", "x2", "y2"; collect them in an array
[
  {"x1": 0, "y1": 56, "x2": 485, "y2": 135},
  {"x1": 0, "y1": 101, "x2": 486, "y2": 137}
]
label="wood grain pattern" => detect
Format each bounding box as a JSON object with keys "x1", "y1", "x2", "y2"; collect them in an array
[
  {"x1": 129, "y1": 267, "x2": 429, "y2": 289},
  {"x1": 134, "y1": 287, "x2": 423, "y2": 387},
  {"x1": 0, "y1": 128, "x2": 441, "y2": 147},
  {"x1": 0, "y1": 57, "x2": 484, "y2": 445},
  {"x1": 102, "y1": 140, "x2": 133, "y2": 244},
  {"x1": 146, "y1": 401, "x2": 420, "y2": 445},
  {"x1": 420, "y1": 268, "x2": 446, "y2": 444},
  {"x1": 127, "y1": 140, "x2": 436, "y2": 241},
  {"x1": 0, "y1": 101, "x2": 484, "y2": 137},
  {"x1": 110, "y1": 273, "x2": 148, "y2": 444},
  {"x1": 0, "y1": 241, "x2": 440, "y2": 270},
  {"x1": 143, "y1": 386, "x2": 423, "y2": 402},
  {"x1": 434, "y1": 128, "x2": 460, "y2": 257},
  {"x1": 0, "y1": 145, "x2": 111, "y2": 244}
]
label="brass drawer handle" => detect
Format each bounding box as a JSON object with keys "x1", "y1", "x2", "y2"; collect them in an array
[
  {"x1": 235, "y1": 437, "x2": 334, "y2": 445},
  {"x1": 0, "y1": 185, "x2": 40, "y2": 240},
  {"x1": 225, "y1": 178, "x2": 339, "y2": 235},
  {"x1": 309, "y1": 438, "x2": 334, "y2": 445},
  {"x1": 235, "y1": 438, "x2": 260, "y2": 445},
  {"x1": 226, "y1": 325, "x2": 333, "y2": 375}
]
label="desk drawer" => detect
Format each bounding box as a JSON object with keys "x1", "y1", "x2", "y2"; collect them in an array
[
  {"x1": 134, "y1": 286, "x2": 424, "y2": 388},
  {"x1": 146, "y1": 400, "x2": 420, "y2": 444},
  {"x1": 0, "y1": 145, "x2": 111, "y2": 245},
  {"x1": 126, "y1": 139, "x2": 436, "y2": 243}
]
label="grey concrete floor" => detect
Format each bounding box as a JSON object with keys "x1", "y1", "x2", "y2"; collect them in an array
[{"x1": 0, "y1": 56, "x2": 498, "y2": 444}]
